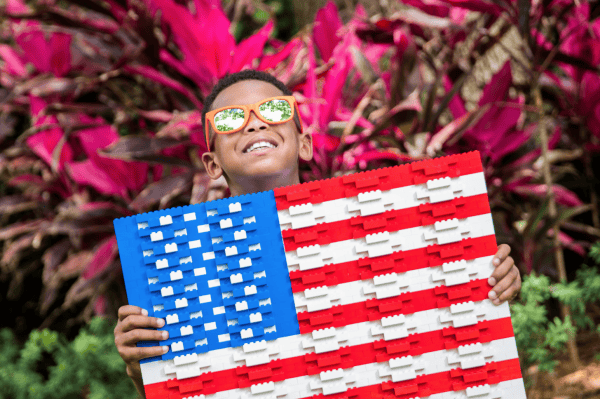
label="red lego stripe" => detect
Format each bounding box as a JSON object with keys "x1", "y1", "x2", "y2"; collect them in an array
[
  {"x1": 281, "y1": 194, "x2": 491, "y2": 252},
  {"x1": 290, "y1": 235, "x2": 498, "y2": 293},
  {"x1": 373, "y1": 359, "x2": 522, "y2": 399},
  {"x1": 297, "y1": 279, "x2": 491, "y2": 334},
  {"x1": 274, "y1": 152, "x2": 484, "y2": 210},
  {"x1": 294, "y1": 359, "x2": 521, "y2": 399},
  {"x1": 144, "y1": 317, "x2": 516, "y2": 399}
]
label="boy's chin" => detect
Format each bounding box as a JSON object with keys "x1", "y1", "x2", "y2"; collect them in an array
[{"x1": 239, "y1": 161, "x2": 296, "y2": 180}]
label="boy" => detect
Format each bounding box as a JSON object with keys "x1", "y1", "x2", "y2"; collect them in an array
[{"x1": 114, "y1": 70, "x2": 522, "y2": 397}]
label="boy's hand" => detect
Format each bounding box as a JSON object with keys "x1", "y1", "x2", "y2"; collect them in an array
[
  {"x1": 487, "y1": 244, "x2": 521, "y2": 305},
  {"x1": 114, "y1": 305, "x2": 169, "y2": 380}
]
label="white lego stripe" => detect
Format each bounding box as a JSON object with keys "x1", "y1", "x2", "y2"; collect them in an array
[
  {"x1": 140, "y1": 300, "x2": 510, "y2": 386},
  {"x1": 168, "y1": 338, "x2": 522, "y2": 399},
  {"x1": 292, "y1": 255, "x2": 494, "y2": 310},
  {"x1": 285, "y1": 213, "x2": 495, "y2": 272},
  {"x1": 277, "y1": 172, "x2": 487, "y2": 229}
]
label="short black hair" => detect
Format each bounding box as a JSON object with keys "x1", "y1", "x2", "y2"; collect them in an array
[{"x1": 202, "y1": 70, "x2": 294, "y2": 146}]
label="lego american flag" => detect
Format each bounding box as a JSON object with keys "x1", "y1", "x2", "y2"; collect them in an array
[{"x1": 113, "y1": 151, "x2": 526, "y2": 399}]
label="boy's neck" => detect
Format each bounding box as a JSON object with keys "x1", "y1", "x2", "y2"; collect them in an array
[{"x1": 227, "y1": 172, "x2": 301, "y2": 197}]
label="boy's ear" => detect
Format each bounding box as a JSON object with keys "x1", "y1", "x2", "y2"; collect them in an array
[
  {"x1": 202, "y1": 151, "x2": 224, "y2": 181},
  {"x1": 298, "y1": 130, "x2": 313, "y2": 162}
]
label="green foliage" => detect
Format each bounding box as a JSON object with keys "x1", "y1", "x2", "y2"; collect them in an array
[
  {"x1": 0, "y1": 318, "x2": 136, "y2": 399},
  {"x1": 512, "y1": 242, "x2": 600, "y2": 373}
]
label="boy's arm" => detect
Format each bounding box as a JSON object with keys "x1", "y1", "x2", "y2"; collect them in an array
[
  {"x1": 488, "y1": 244, "x2": 522, "y2": 305},
  {"x1": 114, "y1": 305, "x2": 170, "y2": 399}
]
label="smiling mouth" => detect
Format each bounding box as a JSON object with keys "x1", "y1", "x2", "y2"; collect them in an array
[{"x1": 244, "y1": 141, "x2": 278, "y2": 153}]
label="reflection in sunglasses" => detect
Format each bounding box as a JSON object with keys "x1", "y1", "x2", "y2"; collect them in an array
[
  {"x1": 259, "y1": 99, "x2": 292, "y2": 122},
  {"x1": 213, "y1": 100, "x2": 292, "y2": 132},
  {"x1": 214, "y1": 108, "x2": 245, "y2": 132}
]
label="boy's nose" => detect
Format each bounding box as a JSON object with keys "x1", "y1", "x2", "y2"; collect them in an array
[{"x1": 244, "y1": 110, "x2": 268, "y2": 133}]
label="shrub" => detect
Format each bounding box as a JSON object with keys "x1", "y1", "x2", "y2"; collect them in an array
[
  {"x1": 512, "y1": 242, "x2": 600, "y2": 374},
  {"x1": 0, "y1": 317, "x2": 136, "y2": 399}
]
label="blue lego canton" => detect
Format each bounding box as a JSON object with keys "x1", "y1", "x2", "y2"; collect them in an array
[{"x1": 113, "y1": 191, "x2": 299, "y2": 364}]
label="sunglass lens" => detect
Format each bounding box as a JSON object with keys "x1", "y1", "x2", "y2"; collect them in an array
[
  {"x1": 214, "y1": 108, "x2": 245, "y2": 132},
  {"x1": 259, "y1": 99, "x2": 292, "y2": 122}
]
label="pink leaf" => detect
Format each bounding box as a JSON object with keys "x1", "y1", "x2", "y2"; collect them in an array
[
  {"x1": 503, "y1": 176, "x2": 534, "y2": 193},
  {"x1": 149, "y1": 0, "x2": 233, "y2": 80},
  {"x1": 354, "y1": 150, "x2": 414, "y2": 169},
  {"x1": 6, "y1": 0, "x2": 29, "y2": 14},
  {"x1": 258, "y1": 38, "x2": 301, "y2": 71},
  {"x1": 159, "y1": 49, "x2": 213, "y2": 93},
  {"x1": 195, "y1": 8, "x2": 234, "y2": 77},
  {"x1": 400, "y1": 0, "x2": 451, "y2": 17},
  {"x1": 75, "y1": 123, "x2": 148, "y2": 192},
  {"x1": 8, "y1": 174, "x2": 45, "y2": 186},
  {"x1": 26, "y1": 96, "x2": 73, "y2": 170},
  {"x1": 551, "y1": 185, "x2": 584, "y2": 207},
  {"x1": 80, "y1": 201, "x2": 131, "y2": 216},
  {"x1": 440, "y1": 0, "x2": 504, "y2": 16},
  {"x1": 313, "y1": 1, "x2": 342, "y2": 62},
  {"x1": 479, "y1": 61, "x2": 511, "y2": 106},
  {"x1": 193, "y1": 0, "x2": 222, "y2": 17},
  {"x1": 0, "y1": 45, "x2": 27, "y2": 77},
  {"x1": 463, "y1": 100, "x2": 522, "y2": 158},
  {"x1": 319, "y1": 43, "x2": 352, "y2": 129},
  {"x1": 49, "y1": 32, "x2": 72, "y2": 77},
  {"x1": 94, "y1": 295, "x2": 107, "y2": 315},
  {"x1": 26, "y1": 128, "x2": 74, "y2": 171},
  {"x1": 427, "y1": 107, "x2": 484, "y2": 156},
  {"x1": 104, "y1": 0, "x2": 128, "y2": 23},
  {"x1": 488, "y1": 125, "x2": 533, "y2": 164},
  {"x1": 83, "y1": 236, "x2": 117, "y2": 279},
  {"x1": 443, "y1": 75, "x2": 466, "y2": 118},
  {"x1": 67, "y1": 159, "x2": 126, "y2": 197},
  {"x1": 123, "y1": 64, "x2": 203, "y2": 109},
  {"x1": 230, "y1": 21, "x2": 273, "y2": 72},
  {"x1": 506, "y1": 125, "x2": 561, "y2": 169},
  {"x1": 16, "y1": 29, "x2": 51, "y2": 73},
  {"x1": 514, "y1": 184, "x2": 584, "y2": 207},
  {"x1": 312, "y1": 132, "x2": 340, "y2": 152},
  {"x1": 75, "y1": 119, "x2": 119, "y2": 156},
  {"x1": 305, "y1": 37, "x2": 319, "y2": 128},
  {"x1": 578, "y1": 72, "x2": 600, "y2": 139},
  {"x1": 549, "y1": 230, "x2": 586, "y2": 257}
]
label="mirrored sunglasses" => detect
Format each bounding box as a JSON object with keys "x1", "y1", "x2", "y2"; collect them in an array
[{"x1": 205, "y1": 96, "x2": 301, "y2": 151}]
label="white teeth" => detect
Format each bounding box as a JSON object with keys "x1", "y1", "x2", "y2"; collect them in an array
[{"x1": 244, "y1": 141, "x2": 276, "y2": 153}]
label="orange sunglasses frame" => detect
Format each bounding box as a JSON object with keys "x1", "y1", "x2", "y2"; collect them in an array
[{"x1": 204, "y1": 95, "x2": 303, "y2": 151}]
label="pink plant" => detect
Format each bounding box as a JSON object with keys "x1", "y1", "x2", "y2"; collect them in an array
[{"x1": 0, "y1": 0, "x2": 598, "y2": 332}]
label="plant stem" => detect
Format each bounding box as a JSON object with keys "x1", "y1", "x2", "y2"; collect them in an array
[
  {"x1": 533, "y1": 86, "x2": 580, "y2": 367},
  {"x1": 584, "y1": 153, "x2": 600, "y2": 229}
]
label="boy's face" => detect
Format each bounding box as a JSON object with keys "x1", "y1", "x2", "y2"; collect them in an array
[{"x1": 202, "y1": 80, "x2": 312, "y2": 191}]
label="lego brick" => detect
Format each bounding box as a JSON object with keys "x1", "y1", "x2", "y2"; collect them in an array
[
  {"x1": 277, "y1": 171, "x2": 488, "y2": 232},
  {"x1": 283, "y1": 214, "x2": 495, "y2": 273},
  {"x1": 288, "y1": 235, "x2": 498, "y2": 292},
  {"x1": 141, "y1": 300, "x2": 513, "y2": 388},
  {"x1": 144, "y1": 350, "x2": 522, "y2": 399},
  {"x1": 114, "y1": 194, "x2": 299, "y2": 364},
  {"x1": 114, "y1": 151, "x2": 525, "y2": 399},
  {"x1": 280, "y1": 193, "x2": 491, "y2": 252},
  {"x1": 273, "y1": 152, "x2": 484, "y2": 210}
]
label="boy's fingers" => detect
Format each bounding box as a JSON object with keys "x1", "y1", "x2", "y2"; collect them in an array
[
  {"x1": 488, "y1": 265, "x2": 519, "y2": 304},
  {"x1": 118, "y1": 305, "x2": 147, "y2": 321},
  {"x1": 488, "y1": 256, "x2": 514, "y2": 286},
  {"x1": 497, "y1": 274, "x2": 521, "y2": 303},
  {"x1": 493, "y1": 244, "x2": 511, "y2": 266},
  {"x1": 118, "y1": 329, "x2": 169, "y2": 347},
  {"x1": 120, "y1": 345, "x2": 169, "y2": 363},
  {"x1": 118, "y1": 315, "x2": 165, "y2": 333}
]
